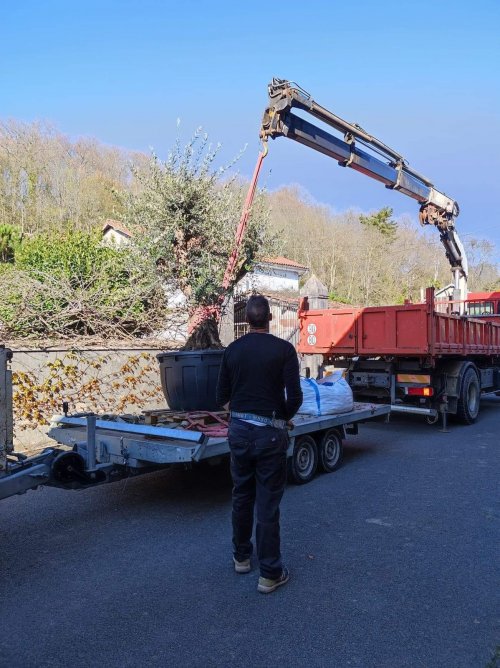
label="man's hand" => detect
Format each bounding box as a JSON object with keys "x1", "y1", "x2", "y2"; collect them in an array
[{"x1": 286, "y1": 420, "x2": 294, "y2": 431}]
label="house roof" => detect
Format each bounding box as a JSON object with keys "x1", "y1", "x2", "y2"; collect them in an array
[
  {"x1": 234, "y1": 290, "x2": 300, "y2": 307},
  {"x1": 260, "y1": 256, "x2": 309, "y2": 272},
  {"x1": 102, "y1": 219, "x2": 133, "y2": 238}
]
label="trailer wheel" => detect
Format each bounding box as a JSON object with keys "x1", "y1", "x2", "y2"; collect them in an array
[
  {"x1": 318, "y1": 429, "x2": 343, "y2": 473},
  {"x1": 456, "y1": 367, "x2": 480, "y2": 424},
  {"x1": 288, "y1": 435, "x2": 318, "y2": 484},
  {"x1": 51, "y1": 451, "x2": 86, "y2": 483}
]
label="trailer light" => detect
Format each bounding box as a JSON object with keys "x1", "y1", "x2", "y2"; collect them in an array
[
  {"x1": 407, "y1": 387, "x2": 434, "y2": 397},
  {"x1": 397, "y1": 374, "x2": 431, "y2": 384}
]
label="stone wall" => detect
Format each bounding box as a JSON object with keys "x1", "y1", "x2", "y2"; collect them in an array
[{"x1": 10, "y1": 347, "x2": 167, "y2": 454}]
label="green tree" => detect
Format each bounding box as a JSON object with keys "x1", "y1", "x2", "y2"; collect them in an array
[
  {"x1": 0, "y1": 224, "x2": 22, "y2": 263},
  {"x1": 124, "y1": 132, "x2": 275, "y2": 348},
  {"x1": 0, "y1": 231, "x2": 167, "y2": 337},
  {"x1": 359, "y1": 206, "x2": 398, "y2": 240}
]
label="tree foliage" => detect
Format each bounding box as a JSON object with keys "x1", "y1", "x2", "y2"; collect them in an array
[
  {"x1": 123, "y1": 132, "x2": 276, "y2": 347},
  {"x1": 0, "y1": 120, "x2": 133, "y2": 234},
  {"x1": 266, "y1": 187, "x2": 498, "y2": 305},
  {"x1": 0, "y1": 231, "x2": 167, "y2": 337},
  {"x1": 359, "y1": 206, "x2": 398, "y2": 240},
  {"x1": 0, "y1": 223, "x2": 22, "y2": 263}
]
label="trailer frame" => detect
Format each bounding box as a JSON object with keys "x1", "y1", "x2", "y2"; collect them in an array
[{"x1": 0, "y1": 405, "x2": 390, "y2": 499}]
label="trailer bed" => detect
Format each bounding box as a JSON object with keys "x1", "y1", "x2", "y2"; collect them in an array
[{"x1": 47, "y1": 402, "x2": 389, "y2": 467}]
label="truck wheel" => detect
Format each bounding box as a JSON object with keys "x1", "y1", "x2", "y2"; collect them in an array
[
  {"x1": 288, "y1": 435, "x2": 318, "y2": 484},
  {"x1": 318, "y1": 429, "x2": 343, "y2": 473},
  {"x1": 456, "y1": 367, "x2": 480, "y2": 424}
]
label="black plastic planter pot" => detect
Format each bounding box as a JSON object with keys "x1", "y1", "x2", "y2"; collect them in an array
[{"x1": 157, "y1": 349, "x2": 225, "y2": 411}]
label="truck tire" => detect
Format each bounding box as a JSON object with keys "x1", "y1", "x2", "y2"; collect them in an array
[
  {"x1": 456, "y1": 367, "x2": 480, "y2": 424},
  {"x1": 318, "y1": 429, "x2": 343, "y2": 473},
  {"x1": 288, "y1": 435, "x2": 318, "y2": 484}
]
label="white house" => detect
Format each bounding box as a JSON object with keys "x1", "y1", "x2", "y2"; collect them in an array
[
  {"x1": 227, "y1": 258, "x2": 309, "y2": 346},
  {"x1": 102, "y1": 219, "x2": 133, "y2": 246}
]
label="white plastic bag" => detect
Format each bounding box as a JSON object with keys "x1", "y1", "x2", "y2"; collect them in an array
[{"x1": 298, "y1": 371, "x2": 354, "y2": 416}]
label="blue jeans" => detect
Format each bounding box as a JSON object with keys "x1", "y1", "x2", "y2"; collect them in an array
[{"x1": 228, "y1": 418, "x2": 289, "y2": 579}]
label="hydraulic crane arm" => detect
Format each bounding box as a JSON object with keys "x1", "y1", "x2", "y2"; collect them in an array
[{"x1": 260, "y1": 78, "x2": 468, "y2": 299}]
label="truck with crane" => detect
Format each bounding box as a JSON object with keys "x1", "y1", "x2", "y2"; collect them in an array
[{"x1": 259, "y1": 78, "x2": 500, "y2": 424}]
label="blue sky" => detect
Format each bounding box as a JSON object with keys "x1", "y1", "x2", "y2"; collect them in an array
[{"x1": 3, "y1": 0, "x2": 500, "y2": 258}]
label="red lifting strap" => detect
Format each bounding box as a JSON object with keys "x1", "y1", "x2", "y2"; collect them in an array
[
  {"x1": 221, "y1": 143, "x2": 268, "y2": 290},
  {"x1": 187, "y1": 143, "x2": 268, "y2": 334}
]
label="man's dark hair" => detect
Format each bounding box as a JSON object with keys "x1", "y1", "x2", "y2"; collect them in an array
[{"x1": 246, "y1": 295, "x2": 271, "y2": 328}]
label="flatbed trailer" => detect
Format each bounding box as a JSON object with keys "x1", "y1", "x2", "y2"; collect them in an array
[
  {"x1": 0, "y1": 405, "x2": 389, "y2": 500},
  {"x1": 298, "y1": 288, "x2": 500, "y2": 424}
]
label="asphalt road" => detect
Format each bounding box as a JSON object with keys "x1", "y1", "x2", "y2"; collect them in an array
[{"x1": 1, "y1": 399, "x2": 499, "y2": 668}]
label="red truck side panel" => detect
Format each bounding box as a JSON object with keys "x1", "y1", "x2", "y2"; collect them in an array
[
  {"x1": 298, "y1": 302, "x2": 500, "y2": 358},
  {"x1": 433, "y1": 313, "x2": 464, "y2": 355},
  {"x1": 358, "y1": 306, "x2": 428, "y2": 355},
  {"x1": 298, "y1": 308, "x2": 358, "y2": 355},
  {"x1": 491, "y1": 322, "x2": 500, "y2": 349},
  {"x1": 462, "y1": 318, "x2": 489, "y2": 354}
]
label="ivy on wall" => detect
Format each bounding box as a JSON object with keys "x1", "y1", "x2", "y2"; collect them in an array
[{"x1": 12, "y1": 351, "x2": 165, "y2": 433}]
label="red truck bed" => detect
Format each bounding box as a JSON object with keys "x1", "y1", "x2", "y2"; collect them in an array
[{"x1": 298, "y1": 291, "x2": 500, "y2": 358}]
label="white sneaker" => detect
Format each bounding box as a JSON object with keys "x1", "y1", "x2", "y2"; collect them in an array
[
  {"x1": 257, "y1": 567, "x2": 290, "y2": 593},
  {"x1": 233, "y1": 557, "x2": 252, "y2": 574}
]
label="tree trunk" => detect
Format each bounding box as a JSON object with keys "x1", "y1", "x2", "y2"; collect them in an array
[{"x1": 182, "y1": 316, "x2": 223, "y2": 351}]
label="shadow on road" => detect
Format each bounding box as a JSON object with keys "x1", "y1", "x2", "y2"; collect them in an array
[
  {"x1": 342, "y1": 441, "x2": 378, "y2": 464},
  {"x1": 477, "y1": 394, "x2": 500, "y2": 414},
  {"x1": 101, "y1": 459, "x2": 234, "y2": 509}
]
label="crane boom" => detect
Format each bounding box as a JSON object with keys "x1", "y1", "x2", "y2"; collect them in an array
[{"x1": 260, "y1": 78, "x2": 468, "y2": 301}]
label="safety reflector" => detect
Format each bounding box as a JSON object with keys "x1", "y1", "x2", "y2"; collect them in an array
[
  {"x1": 397, "y1": 374, "x2": 431, "y2": 384},
  {"x1": 407, "y1": 386, "x2": 434, "y2": 397}
]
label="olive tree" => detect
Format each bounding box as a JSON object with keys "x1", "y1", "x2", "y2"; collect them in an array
[{"x1": 124, "y1": 132, "x2": 276, "y2": 349}]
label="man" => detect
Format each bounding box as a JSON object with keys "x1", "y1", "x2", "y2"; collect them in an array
[{"x1": 216, "y1": 294, "x2": 303, "y2": 594}]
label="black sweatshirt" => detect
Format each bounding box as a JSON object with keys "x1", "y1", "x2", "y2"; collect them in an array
[{"x1": 216, "y1": 332, "x2": 303, "y2": 421}]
